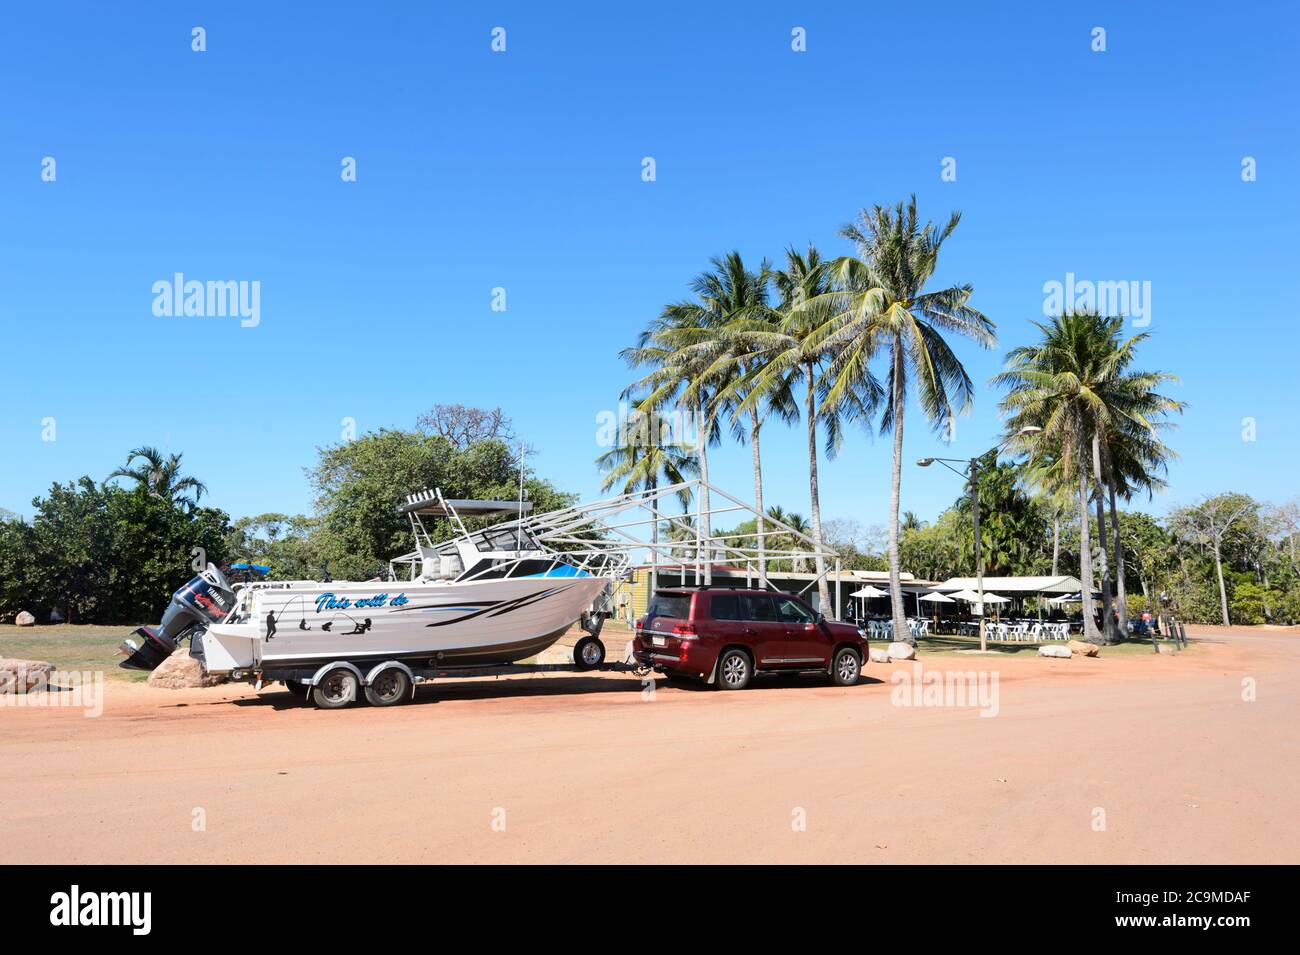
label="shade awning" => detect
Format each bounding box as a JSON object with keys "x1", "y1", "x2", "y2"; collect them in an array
[{"x1": 397, "y1": 488, "x2": 534, "y2": 518}]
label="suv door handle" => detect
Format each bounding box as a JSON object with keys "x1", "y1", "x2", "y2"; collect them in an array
[{"x1": 743, "y1": 627, "x2": 757, "y2": 635}]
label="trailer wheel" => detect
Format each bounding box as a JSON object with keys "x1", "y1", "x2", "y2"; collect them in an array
[
  {"x1": 311, "y1": 667, "x2": 359, "y2": 709},
  {"x1": 284, "y1": 679, "x2": 308, "y2": 698},
  {"x1": 574, "y1": 636, "x2": 606, "y2": 670},
  {"x1": 365, "y1": 668, "x2": 412, "y2": 707}
]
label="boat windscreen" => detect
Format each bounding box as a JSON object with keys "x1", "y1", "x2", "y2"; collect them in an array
[{"x1": 472, "y1": 527, "x2": 541, "y2": 552}]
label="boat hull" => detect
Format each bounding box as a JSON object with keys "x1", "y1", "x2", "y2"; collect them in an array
[{"x1": 200, "y1": 575, "x2": 607, "y2": 674}]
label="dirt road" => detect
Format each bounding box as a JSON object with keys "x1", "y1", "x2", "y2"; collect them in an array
[{"x1": 2, "y1": 627, "x2": 1295, "y2": 864}]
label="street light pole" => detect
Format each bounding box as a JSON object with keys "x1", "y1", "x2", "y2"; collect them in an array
[{"x1": 969, "y1": 455, "x2": 987, "y2": 653}]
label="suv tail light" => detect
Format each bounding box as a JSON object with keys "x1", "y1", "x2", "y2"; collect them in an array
[{"x1": 671, "y1": 622, "x2": 697, "y2": 639}]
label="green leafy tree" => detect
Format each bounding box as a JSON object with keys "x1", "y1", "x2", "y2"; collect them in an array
[
  {"x1": 16, "y1": 478, "x2": 230, "y2": 624},
  {"x1": 1168, "y1": 493, "x2": 1260, "y2": 626},
  {"x1": 225, "y1": 513, "x2": 326, "y2": 580},
  {"x1": 952, "y1": 455, "x2": 1050, "y2": 576},
  {"x1": 310, "y1": 430, "x2": 574, "y2": 580}
]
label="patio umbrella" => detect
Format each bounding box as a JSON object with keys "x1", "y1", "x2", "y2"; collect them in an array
[
  {"x1": 919, "y1": 592, "x2": 955, "y2": 603},
  {"x1": 981, "y1": 592, "x2": 1009, "y2": 622},
  {"x1": 850, "y1": 585, "x2": 887, "y2": 598},
  {"x1": 849, "y1": 585, "x2": 887, "y2": 621},
  {"x1": 919, "y1": 591, "x2": 955, "y2": 634}
]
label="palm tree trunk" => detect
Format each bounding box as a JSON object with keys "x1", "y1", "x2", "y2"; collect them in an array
[
  {"x1": 1213, "y1": 541, "x2": 1230, "y2": 625},
  {"x1": 1077, "y1": 426, "x2": 1103, "y2": 644},
  {"x1": 804, "y1": 364, "x2": 831, "y2": 614},
  {"x1": 695, "y1": 400, "x2": 712, "y2": 586},
  {"x1": 1101, "y1": 444, "x2": 1129, "y2": 633},
  {"x1": 1090, "y1": 431, "x2": 1118, "y2": 642},
  {"x1": 750, "y1": 411, "x2": 768, "y2": 587},
  {"x1": 1051, "y1": 516, "x2": 1060, "y2": 577},
  {"x1": 888, "y1": 348, "x2": 910, "y2": 644}
]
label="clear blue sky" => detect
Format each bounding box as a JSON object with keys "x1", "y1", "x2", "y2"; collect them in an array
[{"x1": 2, "y1": 1, "x2": 1296, "y2": 534}]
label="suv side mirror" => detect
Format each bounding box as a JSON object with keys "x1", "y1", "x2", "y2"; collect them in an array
[{"x1": 813, "y1": 612, "x2": 825, "y2": 625}]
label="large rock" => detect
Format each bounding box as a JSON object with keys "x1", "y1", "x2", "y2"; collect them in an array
[
  {"x1": 1038, "y1": 644, "x2": 1071, "y2": 658},
  {"x1": 1067, "y1": 639, "x2": 1100, "y2": 657},
  {"x1": 14, "y1": 611, "x2": 36, "y2": 627},
  {"x1": 0, "y1": 657, "x2": 54, "y2": 693},
  {"x1": 887, "y1": 641, "x2": 917, "y2": 661},
  {"x1": 147, "y1": 652, "x2": 227, "y2": 689},
  {"x1": 869, "y1": 647, "x2": 891, "y2": 664}
]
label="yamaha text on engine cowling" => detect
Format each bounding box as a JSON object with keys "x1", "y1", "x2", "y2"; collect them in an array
[{"x1": 118, "y1": 564, "x2": 235, "y2": 671}]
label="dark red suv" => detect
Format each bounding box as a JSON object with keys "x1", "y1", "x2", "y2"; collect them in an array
[{"x1": 632, "y1": 588, "x2": 869, "y2": 689}]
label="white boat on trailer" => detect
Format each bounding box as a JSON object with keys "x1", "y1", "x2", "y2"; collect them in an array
[{"x1": 119, "y1": 490, "x2": 613, "y2": 707}]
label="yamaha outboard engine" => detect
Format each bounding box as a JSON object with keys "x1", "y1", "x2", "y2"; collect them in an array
[{"x1": 118, "y1": 564, "x2": 235, "y2": 671}]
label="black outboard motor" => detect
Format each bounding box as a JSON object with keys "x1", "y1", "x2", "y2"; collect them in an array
[{"x1": 119, "y1": 564, "x2": 236, "y2": 671}]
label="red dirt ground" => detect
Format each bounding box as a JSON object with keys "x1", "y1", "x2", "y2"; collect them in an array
[{"x1": 1, "y1": 626, "x2": 1295, "y2": 863}]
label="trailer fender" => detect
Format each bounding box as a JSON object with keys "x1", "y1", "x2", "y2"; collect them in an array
[
  {"x1": 365, "y1": 660, "x2": 416, "y2": 687},
  {"x1": 308, "y1": 660, "x2": 365, "y2": 688}
]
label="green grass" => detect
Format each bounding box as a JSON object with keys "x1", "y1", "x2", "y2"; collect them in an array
[{"x1": 0, "y1": 624, "x2": 150, "y2": 682}]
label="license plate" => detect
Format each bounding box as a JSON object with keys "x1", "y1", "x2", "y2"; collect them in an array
[{"x1": 652, "y1": 635, "x2": 666, "y2": 646}]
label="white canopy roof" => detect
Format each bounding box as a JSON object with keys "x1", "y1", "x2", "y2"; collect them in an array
[{"x1": 933, "y1": 575, "x2": 1084, "y2": 595}]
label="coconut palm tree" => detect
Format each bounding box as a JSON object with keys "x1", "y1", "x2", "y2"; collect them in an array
[
  {"x1": 622, "y1": 253, "x2": 765, "y2": 585},
  {"x1": 108, "y1": 446, "x2": 208, "y2": 509},
  {"x1": 726, "y1": 245, "x2": 877, "y2": 614},
  {"x1": 1097, "y1": 391, "x2": 1181, "y2": 630},
  {"x1": 595, "y1": 410, "x2": 698, "y2": 591},
  {"x1": 810, "y1": 197, "x2": 995, "y2": 643},
  {"x1": 995, "y1": 311, "x2": 1180, "y2": 643},
  {"x1": 708, "y1": 260, "x2": 798, "y2": 586}
]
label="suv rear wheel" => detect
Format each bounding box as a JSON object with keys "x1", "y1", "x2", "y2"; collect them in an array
[{"x1": 717, "y1": 649, "x2": 752, "y2": 690}]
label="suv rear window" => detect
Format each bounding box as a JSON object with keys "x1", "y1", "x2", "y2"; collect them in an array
[
  {"x1": 646, "y1": 593, "x2": 692, "y2": 621},
  {"x1": 742, "y1": 595, "x2": 778, "y2": 622},
  {"x1": 710, "y1": 594, "x2": 742, "y2": 620}
]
